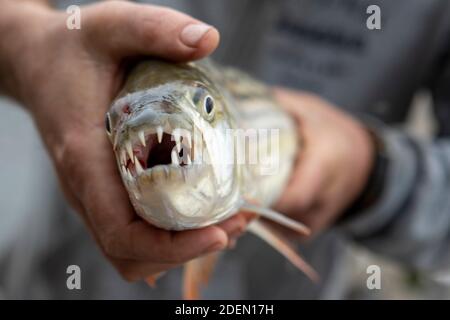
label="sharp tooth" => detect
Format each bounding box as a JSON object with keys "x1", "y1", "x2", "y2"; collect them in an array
[
  {"x1": 171, "y1": 149, "x2": 180, "y2": 166},
  {"x1": 157, "y1": 126, "x2": 163, "y2": 143},
  {"x1": 120, "y1": 150, "x2": 127, "y2": 165},
  {"x1": 126, "y1": 141, "x2": 134, "y2": 163},
  {"x1": 138, "y1": 131, "x2": 146, "y2": 147},
  {"x1": 113, "y1": 135, "x2": 119, "y2": 150},
  {"x1": 126, "y1": 168, "x2": 133, "y2": 180},
  {"x1": 135, "y1": 157, "x2": 144, "y2": 175},
  {"x1": 186, "y1": 154, "x2": 192, "y2": 165},
  {"x1": 173, "y1": 130, "x2": 181, "y2": 152},
  {"x1": 121, "y1": 165, "x2": 127, "y2": 176}
]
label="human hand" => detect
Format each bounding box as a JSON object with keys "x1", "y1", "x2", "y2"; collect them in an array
[
  {"x1": 273, "y1": 88, "x2": 375, "y2": 235},
  {"x1": 2, "y1": 0, "x2": 249, "y2": 281}
]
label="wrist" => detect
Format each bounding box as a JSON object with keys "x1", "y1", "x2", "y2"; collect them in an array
[
  {"x1": 0, "y1": 0, "x2": 57, "y2": 103},
  {"x1": 342, "y1": 127, "x2": 388, "y2": 219}
]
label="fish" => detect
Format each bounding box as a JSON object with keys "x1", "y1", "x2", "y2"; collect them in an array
[{"x1": 106, "y1": 59, "x2": 318, "y2": 298}]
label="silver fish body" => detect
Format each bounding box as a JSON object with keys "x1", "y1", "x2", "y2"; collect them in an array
[{"x1": 107, "y1": 60, "x2": 298, "y2": 231}]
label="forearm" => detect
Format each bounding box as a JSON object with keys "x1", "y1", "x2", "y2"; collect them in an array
[
  {"x1": 0, "y1": 0, "x2": 55, "y2": 103},
  {"x1": 341, "y1": 126, "x2": 450, "y2": 270}
]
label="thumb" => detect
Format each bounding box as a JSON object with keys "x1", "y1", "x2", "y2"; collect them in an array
[{"x1": 83, "y1": 1, "x2": 219, "y2": 61}]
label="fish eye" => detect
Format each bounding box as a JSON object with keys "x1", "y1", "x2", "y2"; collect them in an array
[
  {"x1": 105, "y1": 113, "x2": 112, "y2": 135},
  {"x1": 204, "y1": 95, "x2": 214, "y2": 115}
]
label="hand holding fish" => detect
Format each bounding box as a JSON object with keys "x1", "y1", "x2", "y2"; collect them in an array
[
  {"x1": 0, "y1": 0, "x2": 250, "y2": 281},
  {"x1": 273, "y1": 88, "x2": 375, "y2": 234}
]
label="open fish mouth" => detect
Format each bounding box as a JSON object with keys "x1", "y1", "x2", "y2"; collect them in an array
[{"x1": 116, "y1": 124, "x2": 203, "y2": 183}]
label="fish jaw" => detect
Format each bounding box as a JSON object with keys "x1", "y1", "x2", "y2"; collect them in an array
[{"x1": 129, "y1": 165, "x2": 237, "y2": 230}]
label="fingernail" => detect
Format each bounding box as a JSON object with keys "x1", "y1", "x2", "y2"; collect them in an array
[
  {"x1": 204, "y1": 241, "x2": 225, "y2": 254},
  {"x1": 180, "y1": 23, "x2": 212, "y2": 47}
]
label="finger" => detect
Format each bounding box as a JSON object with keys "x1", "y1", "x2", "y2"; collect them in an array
[
  {"x1": 275, "y1": 150, "x2": 327, "y2": 215},
  {"x1": 84, "y1": 1, "x2": 219, "y2": 61},
  {"x1": 299, "y1": 205, "x2": 335, "y2": 235},
  {"x1": 222, "y1": 213, "x2": 259, "y2": 249},
  {"x1": 272, "y1": 88, "x2": 322, "y2": 116},
  {"x1": 107, "y1": 214, "x2": 255, "y2": 263},
  {"x1": 216, "y1": 214, "x2": 249, "y2": 237},
  {"x1": 106, "y1": 220, "x2": 228, "y2": 263},
  {"x1": 113, "y1": 259, "x2": 174, "y2": 282}
]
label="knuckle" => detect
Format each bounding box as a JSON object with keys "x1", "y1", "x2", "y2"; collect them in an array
[
  {"x1": 138, "y1": 13, "x2": 165, "y2": 41},
  {"x1": 53, "y1": 132, "x2": 89, "y2": 189},
  {"x1": 56, "y1": 132, "x2": 86, "y2": 164},
  {"x1": 84, "y1": 1, "x2": 131, "y2": 32},
  {"x1": 101, "y1": 234, "x2": 120, "y2": 258},
  {"x1": 100, "y1": 229, "x2": 134, "y2": 260}
]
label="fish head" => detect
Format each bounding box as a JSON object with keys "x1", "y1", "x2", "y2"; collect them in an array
[{"x1": 107, "y1": 65, "x2": 241, "y2": 230}]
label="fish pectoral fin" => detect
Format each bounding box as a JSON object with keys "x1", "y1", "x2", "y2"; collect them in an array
[
  {"x1": 183, "y1": 253, "x2": 220, "y2": 300},
  {"x1": 145, "y1": 271, "x2": 166, "y2": 288},
  {"x1": 247, "y1": 219, "x2": 320, "y2": 283},
  {"x1": 241, "y1": 201, "x2": 310, "y2": 236}
]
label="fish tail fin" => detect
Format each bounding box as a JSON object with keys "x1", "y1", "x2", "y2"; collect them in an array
[
  {"x1": 241, "y1": 201, "x2": 310, "y2": 236},
  {"x1": 183, "y1": 253, "x2": 219, "y2": 300},
  {"x1": 247, "y1": 219, "x2": 320, "y2": 283}
]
